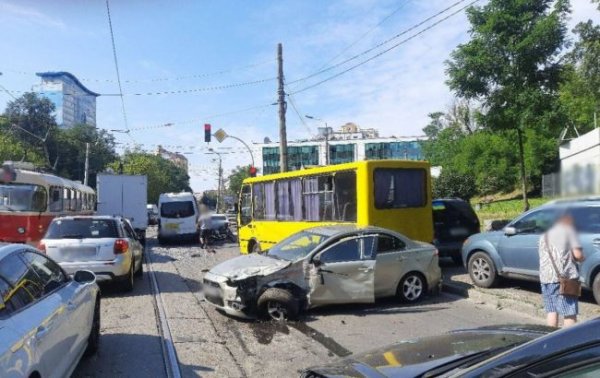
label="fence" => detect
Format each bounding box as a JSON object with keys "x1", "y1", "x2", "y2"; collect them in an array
[{"x1": 542, "y1": 172, "x2": 561, "y2": 198}]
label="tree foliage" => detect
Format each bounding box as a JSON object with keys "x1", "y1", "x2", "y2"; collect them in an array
[
  {"x1": 446, "y1": 0, "x2": 570, "y2": 209},
  {"x1": 227, "y1": 165, "x2": 252, "y2": 196},
  {"x1": 112, "y1": 151, "x2": 191, "y2": 204},
  {"x1": 432, "y1": 169, "x2": 477, "y2": 201}
]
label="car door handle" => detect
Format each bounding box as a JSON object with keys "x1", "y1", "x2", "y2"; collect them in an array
[
  {"x1": 35, "y1": 326, "x2": 50, "y2": 341},
  {"x1": 396, "y1": 256, "x2": 406, "y2": 261},
  {"x1": 359, "y1": 267, "x2": 373, "y2": 273}
]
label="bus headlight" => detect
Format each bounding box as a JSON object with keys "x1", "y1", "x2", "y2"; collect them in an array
[{"x1": 17, "y1": 227, "x2": 26, "y2": 234}]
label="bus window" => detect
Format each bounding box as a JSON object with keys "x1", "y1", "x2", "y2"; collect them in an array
[
  {"x1": 374, "y1": 168, "x2": 426, "y2": 209},
  {"x1": 49, "y1": 186, "x2": 62, "y2": 212},
  {"x1": 334, "y1": 171, "x2": 356, "y2": 221},
  {"x1": 276, "y1": 179, "x2": 303, "y2": 221},
  {"x1": 253, "y1": 183, "x2": 265, "y2": 220},
  {"x1": 303, "y1": 175, "x2": 334, "y2": 221},
  {"x1": 264, "y1": 182, "x2": 276, "y2": 220},
  {"x1": 240, "y1": 185, "x2": 252, "y2": 226}
]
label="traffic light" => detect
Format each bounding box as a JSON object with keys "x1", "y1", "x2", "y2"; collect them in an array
[
  {"x1": 249, "y1": 166, "x2": 257, "y2": 177},
  {"x1": 204, "y1": 124, "x2": 211, "y2": 143}
]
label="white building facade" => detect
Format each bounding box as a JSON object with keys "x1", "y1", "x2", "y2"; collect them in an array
[
  {"x1": 559, "y1": 128, "x2": 600, "y2": 196},
  {"x1": 35, "y1": 72, "x2": 99, "y2": 129}
]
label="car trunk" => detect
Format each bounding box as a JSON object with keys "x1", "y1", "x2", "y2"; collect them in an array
[
  {"x1": 46, "y1": 238, "x2": 118, "y2": 262},
  {"x1": 433, "y1": 201, "x2": 480, "y2": 243}
]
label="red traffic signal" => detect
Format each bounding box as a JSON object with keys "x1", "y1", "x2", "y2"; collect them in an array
[
  {"x1": 204, "y1": 124, "x2": 211, "y2": 143},
  {"x1": 249, "y1": 166, "x2": 257, "y2": 177}
]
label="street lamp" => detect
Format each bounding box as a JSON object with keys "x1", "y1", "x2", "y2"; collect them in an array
[
  {"x1": 213, "y1": 129, "x2": 255, "y2": 167},
  {"x1": 305, "y1": 115, "x2": 330, "y2": 165}
]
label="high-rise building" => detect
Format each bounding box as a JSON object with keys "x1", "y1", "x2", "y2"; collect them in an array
[
  {"x1": 254, "y1": 124, "x2": 425, "y2": 175},
  {"x1": 35, "y1": 72, "x2": 99, "y2": 129}
]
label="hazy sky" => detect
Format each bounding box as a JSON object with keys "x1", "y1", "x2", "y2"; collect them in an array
[{"x1": 1, "y1": 0, "x2": 598, "y2": 192}]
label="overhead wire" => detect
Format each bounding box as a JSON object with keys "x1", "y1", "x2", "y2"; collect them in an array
[
  {"x1": 105, "y1": 0, "x2": 130, "y2": 142},
  {"x1": 286, "y1": 0, "x2": 473, "y2": 87},
  {"x1": 289, "y1": 0, "x2": 478, "y2": 95}
]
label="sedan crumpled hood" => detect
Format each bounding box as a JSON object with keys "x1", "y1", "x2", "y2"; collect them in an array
[{"x1": 208, "y1": 254, "x2": 290, "y2": 281}]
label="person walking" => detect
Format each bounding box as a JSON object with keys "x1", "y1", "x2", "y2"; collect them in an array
[{"x1": 538, "y1": 211, "x2": 585, "y2": 328}]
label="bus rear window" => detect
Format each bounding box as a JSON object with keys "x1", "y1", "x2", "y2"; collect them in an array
[{"x1": 374, "y1": 168, "x2": 426, "y2": 209}]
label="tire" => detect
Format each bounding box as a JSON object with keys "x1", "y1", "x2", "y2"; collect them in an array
[
  {"x1": 84, "y1": 299, "x2": 100, "y2": 357},
  {"x1": 468, "y1": 251, "x2": 499, "y2": 288},
  {"x1": 451, "y1": 254, "x2": 463, "y2": 266},
  {"x1": 592, "y1": 272, "x2": 600, "y2": 305},
  {"x1": 121, "y1": 260, "x2": 135, "y2": 292},
  {"x1": 397, "y1": 272, "x2": 426, "y2": 302},
  {"x1": 158, "y1": 235, "x2": 165, "y2": 245},
  {"x1": 257, "y1": 288, "x2": 299, "y2": 321},
  {"x1": 134, "y1": 255, "x2": 144, "y2": 277}
]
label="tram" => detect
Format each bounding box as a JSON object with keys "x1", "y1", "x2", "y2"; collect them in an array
[{"x1": 0, "y1": 161, "x2": 96, "y2": 244}]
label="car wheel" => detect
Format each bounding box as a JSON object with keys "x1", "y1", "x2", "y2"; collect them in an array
[
  {"x1": 451, "y1": 255, "x2": 463, "y2": 265},
  {"x1": 593, "y1": 273, "x2": 600, "y2": 305},
  {"x1": 468, "y1": 251, "x2": 499, "y2": 288},
  {"x1": 122, "y1": 261, "x2": 134, "y2": 292},
  {"x1": 134, "y1": 256, "x2": 144, "y2": 277},
  {"x1": 158, "y1": 236, "x2": 165, "y2": 245},
  {"x1": 257, "y1": 288, "x2": 299, "y2": 321},
  {"x1": 84, "y1": 299, "x2": 101, "y2": 357},
  {"x1": 397, "y1": 272, "x2": 426, "y2": 302}
]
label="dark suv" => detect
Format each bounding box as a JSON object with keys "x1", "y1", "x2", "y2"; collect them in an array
[{"x1": 432, "y1": 198, "x2": 480, "y2": 265}]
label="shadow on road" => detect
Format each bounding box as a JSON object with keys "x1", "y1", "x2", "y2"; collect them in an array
[{"x1": 74, "y1": 333, "x2": 213, "y2": 377}]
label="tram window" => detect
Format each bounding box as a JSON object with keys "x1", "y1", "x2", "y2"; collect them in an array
[
  {"x1": 63, "y1": 188, "x2": 72, "y2": 211},
  {"x1": 49, "y1": 187, "x2": 62, "y2": 212},
  {"x1": 75, "y1": 191, "x2": 82, "y2": 211},
  {"x1": 31, "y1": 186, "x2": 47, "y2": 212}
]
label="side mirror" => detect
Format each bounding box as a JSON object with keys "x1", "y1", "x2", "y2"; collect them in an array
[
  {"x1": 74, "y1": 270, "x2": 96, "y2": 284},
  {"x1": 504, "y1": 226, "x2": 517, "y2": 236},
  {"x1": 313, "y1": 255, "x2": 322, "y2": 267}
]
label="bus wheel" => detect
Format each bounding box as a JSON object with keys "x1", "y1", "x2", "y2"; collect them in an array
[{"x1": 252, "y1": 242, "x2": 262, "y2": 253}]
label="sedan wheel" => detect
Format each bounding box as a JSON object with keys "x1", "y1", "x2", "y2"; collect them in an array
[
  {"x1": 468, "y1": 252, "x2": 498, "y2": 288},
  {"x1": 266, "y1": 301, "x2": 288, "y2": 321},
  {"x1": 397, "y1": 273, "x2": 426, "y2": 302},
  {"x1": 257, "y1": 288, "x2": 299, "y2": 321}
]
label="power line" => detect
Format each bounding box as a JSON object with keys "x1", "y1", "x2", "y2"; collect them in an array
[
  {"x1": 290, "y1": 0, "x2": 478, "y2": 95},
  {"x1": 105, "y1": 0, "x2": 129, "y2": 130},
  {"x1": 287, "y1": 0, "x2": 472, "y2": 87},
  {"x1": 285, "y1": 91, "x2": 314, "y2": 137}
]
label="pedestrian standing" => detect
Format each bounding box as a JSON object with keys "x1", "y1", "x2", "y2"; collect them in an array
[{"x1": 538, "y1": 210, "x2": 585, "y2": 328}]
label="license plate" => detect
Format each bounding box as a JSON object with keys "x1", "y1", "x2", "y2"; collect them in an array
[
  {"x1": 203, "y1": 285, "x2": 221, "y2": 298},
  {"x1": 450, "y1": 227, "x2": 469, "y2": 237},
  {"x1": 165, "y1": 223, "x2": 180, "y2": 230}
]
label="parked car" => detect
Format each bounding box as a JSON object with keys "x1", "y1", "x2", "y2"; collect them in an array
[
  {"x1": 40, "y1": 215, "x2": 144, "y2": 291},
  {"x1": 301, "y1": 324, "x2": 552, "y2": 377},
  {"x1": 461, "y1": 198, "x2": 600, "y2": 303},
  {"x1": 0, "y1": 243, "x2": 100, "y2": 378},
  {"x1": 158, "y1": 192, "x2": 200, "y2": 244},
  {"x1": 303, "y1": 317, "x2": 600, "y2": 377},
  {"x1": 432, "y1": 198, "x2": 480, "y2": 265},
  {"x1": 203, "y1": 225, "x2": 441, "y2": 321},
  {"x1": 147, "y1": 208, "x2": 159, "y2": 226}
]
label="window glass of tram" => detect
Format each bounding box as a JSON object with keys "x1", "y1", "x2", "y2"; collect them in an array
[{"x1": 49, "y1": 186, "x2": 63, "y2": 212}]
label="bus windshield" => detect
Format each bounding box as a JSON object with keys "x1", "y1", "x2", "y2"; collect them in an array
[{"x1": 0, "y1": 184, "x2": 47, "y2": 212}]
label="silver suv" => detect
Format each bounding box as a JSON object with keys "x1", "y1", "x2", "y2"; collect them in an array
[{"x1": 40, "y1": 216, "x2": 144, "y2": 291}]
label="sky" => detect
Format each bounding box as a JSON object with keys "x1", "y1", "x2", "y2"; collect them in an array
[{"x1": 0, "y1": 0, "x2": 599, "y2": 192}]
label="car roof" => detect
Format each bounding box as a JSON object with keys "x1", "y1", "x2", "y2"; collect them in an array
[
  {"x1": 543, "y1": 196, "x2": 600, "y2": 207},
  {"x1": 52, "y1": 215, "x2": 121, "y2": 221},
  {"x1": 0, "y1": 243, "x2": 38, "y2": 260}
]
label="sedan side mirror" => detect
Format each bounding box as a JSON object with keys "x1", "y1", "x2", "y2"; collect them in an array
[
  {"x1": 74, "y1": 270, "x2": 96, "y2": 284},
  {"x1": 312, "y1": 255, "x2": 322, "y2": 267},
  {"x1": 504, "y1": 226, "x2": 517, "y2": 236}
]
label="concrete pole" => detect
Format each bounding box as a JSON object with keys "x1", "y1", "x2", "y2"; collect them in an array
[
  {"x1": 277, "y1": 43, "x2": 288, "y2": 172},
  {"x1": 84, "y1": 142, "x2": 90, "y2": 186}
]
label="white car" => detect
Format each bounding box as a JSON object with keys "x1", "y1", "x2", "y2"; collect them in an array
[
  {"x1": 40, "y1": 216, "x2": 144, "y2": 291},
  {"x1": 0, "y1": 244, "x2": 100, "y2": 378},
  {"x1": 204, "y1": 225, "x2": 441, "y2": 320},
  {"x1": 158, "y1": 192, "x2": 200, "y2": 244}
]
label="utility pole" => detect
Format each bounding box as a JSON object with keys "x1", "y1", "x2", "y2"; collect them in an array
[
  {"x1": 84, "y1": 142, "x2": 90, "y2": 186},
  {"x1": 218, "y1": 158, "x2": 223, "y2": 212},
  {"x1": 324, "y1": 123, "x2": 329, "y2": 165},
  {"x1": 277, "y1": 43, "x2": 288, "y2": 173}
]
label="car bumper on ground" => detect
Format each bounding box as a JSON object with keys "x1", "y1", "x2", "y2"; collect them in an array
[
  {"x1": 202, "y1": 272, "x2": 253, "y2": 319},
  {"x1": 59, "y1": 254, "x2": 131, "y2": 282}
]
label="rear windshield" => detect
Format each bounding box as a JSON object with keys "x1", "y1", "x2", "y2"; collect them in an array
[
  {"x1": 213, "y1": 215, "x2": 227, "y2": 221},
  {"x1": 161, "y1": 201, "x2": 195, "y2": 218},
  {"x1": 433, "y1": 200, "x2": 478, "y2": 225},
  {"x1": 45, "y1": 218, "x2": 119, "y2": 239}
]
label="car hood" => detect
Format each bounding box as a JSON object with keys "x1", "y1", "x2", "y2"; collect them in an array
[
  {"x1": 302, "y1": 325, "x2": 551, "y2": 378},
  {"x1": 208, "y1": 254, "x2": 291, "y2": 281},
  {"x1": 466, "y1": 230, "x2": 504, "y2": 247}
]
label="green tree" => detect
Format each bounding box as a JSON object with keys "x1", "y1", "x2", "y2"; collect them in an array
[
  {"x1": 111, "y1": 152, "x2": 191, "y2": 204},
  {"x1": 227, "y1": 165, "x2": 252, "y2": 196},
  {"x1": 3, "y1": 92, "x2": 59, "y2": 168},
  {"x1": 0, "y1": 118, "x2": 45, "y2": 165},
  {"x1": 54, "y1": 124, "x2": 117, "y2": 188},
  {"x1": 422, "y1": 112, "x2": 446, "y2": 139},
  {"x1": 432, "y1": 169, "x2": 477, "y2": 200},
  {"x1": 446, "y1": 0, "x2": 570, "y2": 210}
]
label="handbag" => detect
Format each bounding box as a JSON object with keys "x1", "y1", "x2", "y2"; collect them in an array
[{"x1": 544, "y1": 234, "x2": 581, "y2": 298}]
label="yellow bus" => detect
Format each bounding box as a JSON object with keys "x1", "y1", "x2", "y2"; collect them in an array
[{"x1": 237, "y1": 160, "x2": 433, "y2": 254}]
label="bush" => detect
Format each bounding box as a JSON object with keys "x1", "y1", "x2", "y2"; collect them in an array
[{"x1": 433, "y1": 170, "x2": 477, "y2": 200}]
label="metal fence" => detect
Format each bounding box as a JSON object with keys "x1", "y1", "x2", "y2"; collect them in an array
[{"x1": 542, "y1": 172, "x2": 561, "y2": 198}]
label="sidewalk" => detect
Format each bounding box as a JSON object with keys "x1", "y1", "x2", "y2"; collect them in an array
[{"x1": 441, "y1": 260, "x2": 600, "y2": 321}]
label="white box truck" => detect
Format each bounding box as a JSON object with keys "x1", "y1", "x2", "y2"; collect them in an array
[{"x1": 96, "y1": 174, "x2": 148, "y2": 244}]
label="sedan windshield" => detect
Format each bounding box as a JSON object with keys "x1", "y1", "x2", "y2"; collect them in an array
[
  {"x1": 267, "y1": 231, "x2": 328, "y2": 262},
  {"x1": 0, "y1": 184, "x2": 47, "y2": 212}
]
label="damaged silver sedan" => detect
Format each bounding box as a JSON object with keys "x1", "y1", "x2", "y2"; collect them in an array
[{"x1": 203, "y1": 225, "x2": 441, "y2": 321}]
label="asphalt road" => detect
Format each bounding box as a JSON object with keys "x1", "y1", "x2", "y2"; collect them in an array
[{"x1": 73, "y1": 227, "x2": 542, "y2": 377}]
